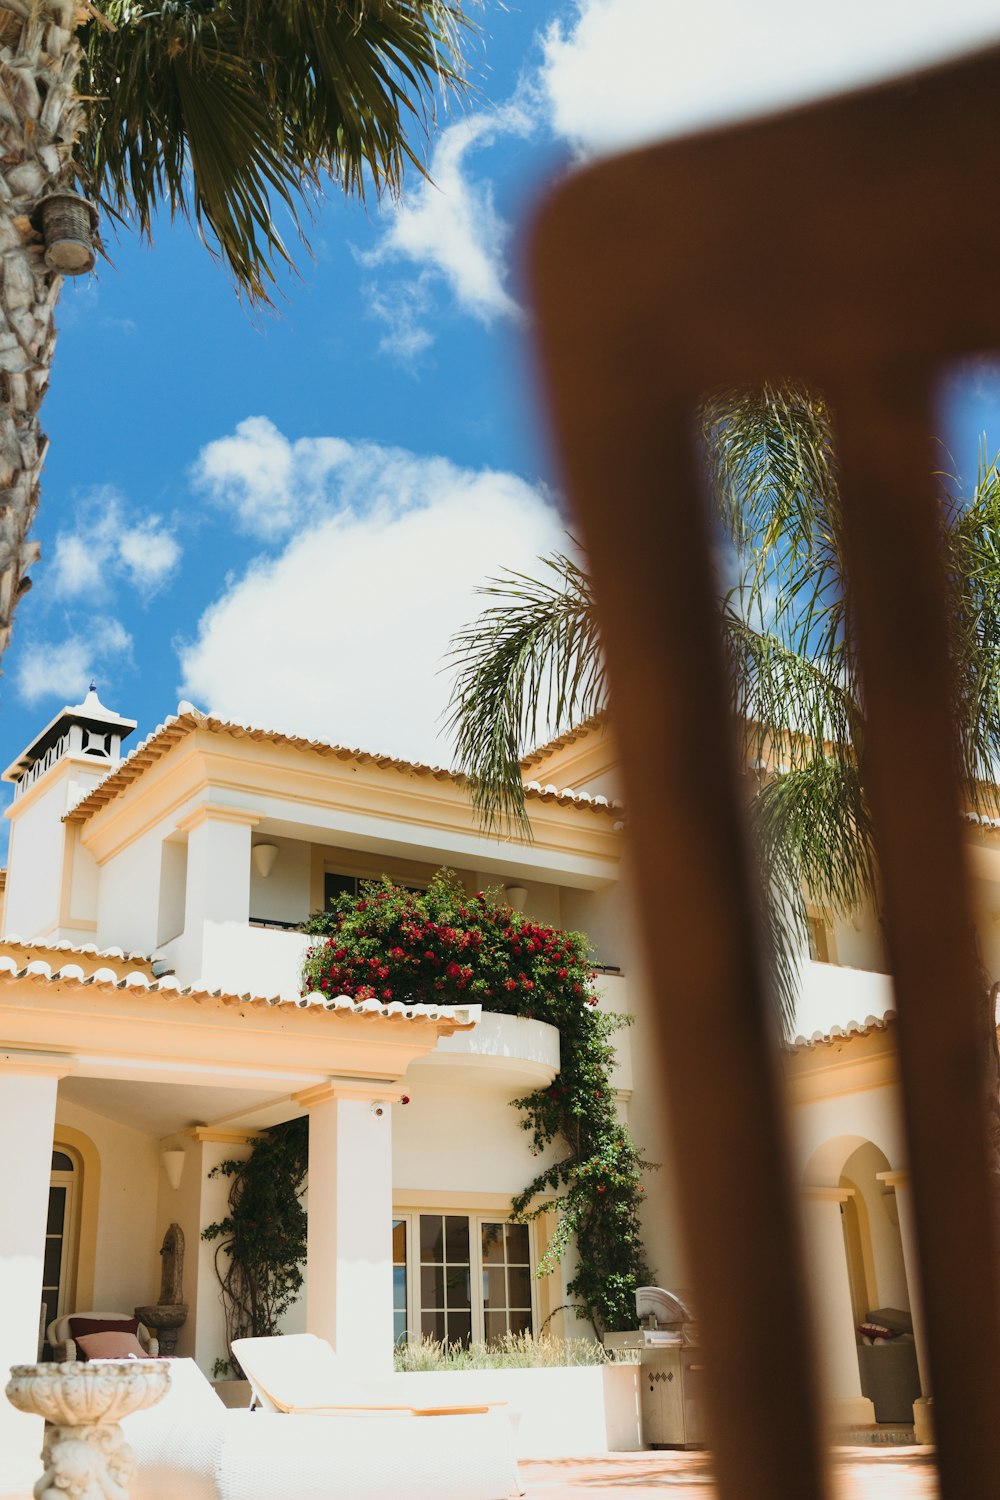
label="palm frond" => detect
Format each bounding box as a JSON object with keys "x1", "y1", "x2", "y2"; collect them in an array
[
  {"x1": 751, "y1": 758, "x2": 877, "y2": 923},
  {"x1": 703, "y1": 382, "x2": 848, "y2": 665},
  {"x1": 78, "y1": 0, "x2": 472, "y2": 301},
  {"x1": 445, "y1": 550, "x2": 606, "y2": 838},
  {"x1": 946, "y1": 445, "x2": 1000, "y2": 810},
  {"x1": 724, "y1": 609, "x2": 861, "y2": 774}
]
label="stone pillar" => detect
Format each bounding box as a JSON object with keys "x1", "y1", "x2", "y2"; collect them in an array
[
  {"x1": 0, "y1": 1063, "x2": 62, "y2": 1490},
  {"x1": 296, "y1": 1083, "x2": 399, "y2": 1377},
  {"x1": 801, "y1": 1186, "x2": 876, "y2": 1429},
  {"x1": 877, "y1": 1168, "x2": 932, "y2": 1440}
]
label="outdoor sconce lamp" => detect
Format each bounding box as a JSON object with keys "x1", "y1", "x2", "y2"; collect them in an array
[
  {"x1": 252, "y1": 842, "x2": 278, "y2": 878},
  {"x1": 161, "y1": 1149, "x2": 185, "y2": 1192},
  {"x1": 505, "y1": 885, "x2": 528, "y2": 912}
]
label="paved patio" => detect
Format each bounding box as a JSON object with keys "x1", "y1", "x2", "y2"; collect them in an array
[
  {"x1": 518, "y1": 1448, "x2": 938, "y2": 1499},
  {"x1": 0, "y1": 1445, "x2": 939, "y2": 1500}
]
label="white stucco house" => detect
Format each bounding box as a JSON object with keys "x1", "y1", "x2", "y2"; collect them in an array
[{"x1": 4, "y1": 687, "x2": 995, "y2": 1478}]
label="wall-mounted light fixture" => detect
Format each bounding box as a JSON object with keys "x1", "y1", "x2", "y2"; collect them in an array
[
  {"x1": 161, "y1": 1149, "x2": 185, "y2": 1192},
  {"x1": 505, "y1": 885, "x2": 528, "y2": 912},
  {"x1": 252, "y1": 842, "x2": 279, "y2": 879}
]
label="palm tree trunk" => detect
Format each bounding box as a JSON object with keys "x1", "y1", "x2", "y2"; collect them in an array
[{"x1": 0, "y1": 0, "x2": 88, "y2": 657}]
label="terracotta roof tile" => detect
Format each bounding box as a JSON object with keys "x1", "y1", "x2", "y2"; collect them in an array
[
  {"x1": 63, "y1": 709, "x2": 623, "y2": 826},
  {"x1": 0, "y1": 953, "x2": 479, "y2": 1027},
  {"x1": 786, "y1": 1012, "x2": 897, "y2": 1052},
  {"x1": 520, "y1": 712, "x2": 610, "y2": 769},
  {"x1": 1, "y1": 935, "x2": 152, "y2": 966}
]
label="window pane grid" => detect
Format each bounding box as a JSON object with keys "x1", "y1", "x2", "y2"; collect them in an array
[
  {"x1": 418, "y1": 1214, "x2": 472, "y2": 1347},
  {"x1": 392, "y1": 1218, "x2": 408, "y2": 1347},
  {"x1": 399, "y1": 1213, "x2": 535, "y2": 1352},
  {"x1": 481, "y1": 1220, "x2": 534, "y2": 1342}
]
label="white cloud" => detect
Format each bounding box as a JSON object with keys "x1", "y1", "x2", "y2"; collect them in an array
[
  {"x1": 50, "y1": 488, "x2": 181, "y2": 601},
  {"x1": 541, "y1": 0, "x2": 1000, "y2": 154},
  {"x1": 15, "y1": 619, "x2": 133, "y2": 706},
  {"x1": 365, "y1": 100, "x2": 535, "y2": 335},
  {"x1": 194, "y1": 418, "x2": 354, "y2": 538},
  {"x1": 179, "y1": 423, "x2": 567, "y2": 764},
  {"x1": 367, "y1": 276, "x2": 435, "y2": 363}
]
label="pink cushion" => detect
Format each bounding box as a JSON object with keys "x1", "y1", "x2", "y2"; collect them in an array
[
  {"x1": 75, "y1": 1330, "x2": 147, "y2": 1360},
  {"x1": 69, "y1": 1316, "x2": 140, "y2": 1341}
]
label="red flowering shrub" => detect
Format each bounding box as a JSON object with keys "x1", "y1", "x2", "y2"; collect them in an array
[{"x1": 301, "y1": 871, "x2": 651, "y2": 1332}]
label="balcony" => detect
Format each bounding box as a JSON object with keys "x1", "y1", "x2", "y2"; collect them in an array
[
  {"x1": 411, "y1": 1012, "x2": 560, "y2": 1090},
  {"x1": 793, "y1": 961, "x2": 896, "y2": 1040}
]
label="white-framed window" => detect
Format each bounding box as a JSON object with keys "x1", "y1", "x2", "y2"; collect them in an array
[{"x1": 391, "y1": 1212, "x2": 537, "y2": 1348}]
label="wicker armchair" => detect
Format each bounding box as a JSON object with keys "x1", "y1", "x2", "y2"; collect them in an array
[{"x1": 47, "y1": 1311, "x2": 159, "y2": 1361}]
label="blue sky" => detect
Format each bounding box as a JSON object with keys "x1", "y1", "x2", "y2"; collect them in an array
[{"x1": 5, "y1": 0, "x2": 1000, "y2": 827}]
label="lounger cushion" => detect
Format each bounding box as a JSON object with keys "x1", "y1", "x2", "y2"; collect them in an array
[{"x1": 123, "y1": 1358, "x2": 226, "y2": 1500}]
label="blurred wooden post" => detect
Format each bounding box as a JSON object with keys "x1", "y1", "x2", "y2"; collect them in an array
[{"x1": 528, "y1": 42, "x2": 1000, "y2": 1500}]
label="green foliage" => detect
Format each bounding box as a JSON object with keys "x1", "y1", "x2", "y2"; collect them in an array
[
  {"x1": 446, "y1": 387, "x2": 1000, "y2": 1035},
  {"x1": 202, "y1": 1115, "x2": 309, "y2": 1368},
  {"x1": 302, "y1": 870, "x2": 652, "y2": 1333},
  {"x1": 394, "y1": 1331, "x2": 635, "y2": 1370},
  {"x1": 77, "y1": 1, "x2": 472, "y2": 302},
  {"x1": 445, "y1": 552, "x2": 604, "y2": 840}
]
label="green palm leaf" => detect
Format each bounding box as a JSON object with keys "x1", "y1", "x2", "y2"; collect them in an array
[
  {"x1": 445, "y1": 550, "x2": 605, "y2": 838},
  {"x1": 78, "y1": 0, "x2": 471, "y2": 301}
]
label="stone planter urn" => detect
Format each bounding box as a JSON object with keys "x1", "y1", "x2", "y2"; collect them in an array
[{"x1": 6, "y1": 1359, "x2": 170, "y2": 1500}]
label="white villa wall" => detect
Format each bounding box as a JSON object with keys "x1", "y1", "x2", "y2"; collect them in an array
[
  {"x1": 95, "y1": 822, "x2": 172, "y2": 955},
  {"x1": 561, "y1": 883, "x2": 625, "y2": 969},
  {"x1": 190, "y1": 922, "x2": 308, "y2": 996},
  {"x1": 792, "y1": 1081, "x2": 906, "y2": 1188},
  {"x1": 830, "y1": 904, "x2": 886, "y2": 972},
  {"x1": 4, "y1": 777, "x2": 68, "y2": 938},
  {"x1": 794, "y1": 962, "x2": 896, "y2": 1039},
  {"x1": 157, "y1": 838, "x2": 188, "y2": 947},
  {"x1": 54, "y1": 1096, "x2": 160, "y2": 1312},
  {"x1": 5, "y1": 760, "x2": 114, "y2": 941},
  {"x1": 249, "y1": 835, "x2": 311, "y2": 925},
  {"x1": 66, "y1": 822, "x2": 99, "y2": 931},
  {"x1": 472, "y1": 871, "x2": 562, "y2": 928},
  {"x1": 392, "y1": 1079, "x2": 562, "y2": 1194}
]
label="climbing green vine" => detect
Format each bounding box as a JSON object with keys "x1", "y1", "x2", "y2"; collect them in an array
[
  {"x1": 302, "y1": 871, "x2": 652, "y2": 1332},
  {"x1": 202, "y1": 1115, "x2": 308, "y2": 1376}
]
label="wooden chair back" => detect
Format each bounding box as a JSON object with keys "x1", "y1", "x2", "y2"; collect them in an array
[{"x1": 527, "y1": 44, "x2": 1000, "y2": 1500}]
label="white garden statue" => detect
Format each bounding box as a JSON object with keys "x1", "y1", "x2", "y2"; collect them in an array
[{"x1": 5, "y1": 1359, "x2": 170, "y2": 1500}]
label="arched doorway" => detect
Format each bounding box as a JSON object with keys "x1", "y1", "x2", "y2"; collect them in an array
[
  {"x1": 42, "y1": 1146, "x2": 81, "y2": 1355},
  {"x1": 803, "y1": 1134, "x2": 922, "y2": 1427},
  {"x1": 839, "y1": 1141, "x2": 909, "y2": 1326}
]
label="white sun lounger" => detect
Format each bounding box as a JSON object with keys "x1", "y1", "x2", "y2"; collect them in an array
[
  {"x1": 232, "y1": 1333, "x2": 506, "y2": 1416},
  {"x1": 125, "y1": 1356, "x2": 520, "y2": 1500}
]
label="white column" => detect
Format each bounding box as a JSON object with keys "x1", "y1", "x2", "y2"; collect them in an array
[
  {"x1": 297, "y1": 1084, "x2": 398, "y2": 1377},
  {"x1": 176, "y1": 804, "x2": 258, "y2": 985},
  {"x1": 0, "y1": 1065, "x2": 61, "y2": 1491},
  {"x1": 185, "y1": 1128, "x2": 257, "y2": 1370},
  {"x1": 801, "y1": 1186, "x2": 876, "y2": 1429},
  {"x1": 877, "y1": 1168, "x2": 932, "y2": 1438}
]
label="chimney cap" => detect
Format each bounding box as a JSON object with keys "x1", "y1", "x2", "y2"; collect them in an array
[{"x1": 3, "y1": 687, "x2": 137, "y2": 784}]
